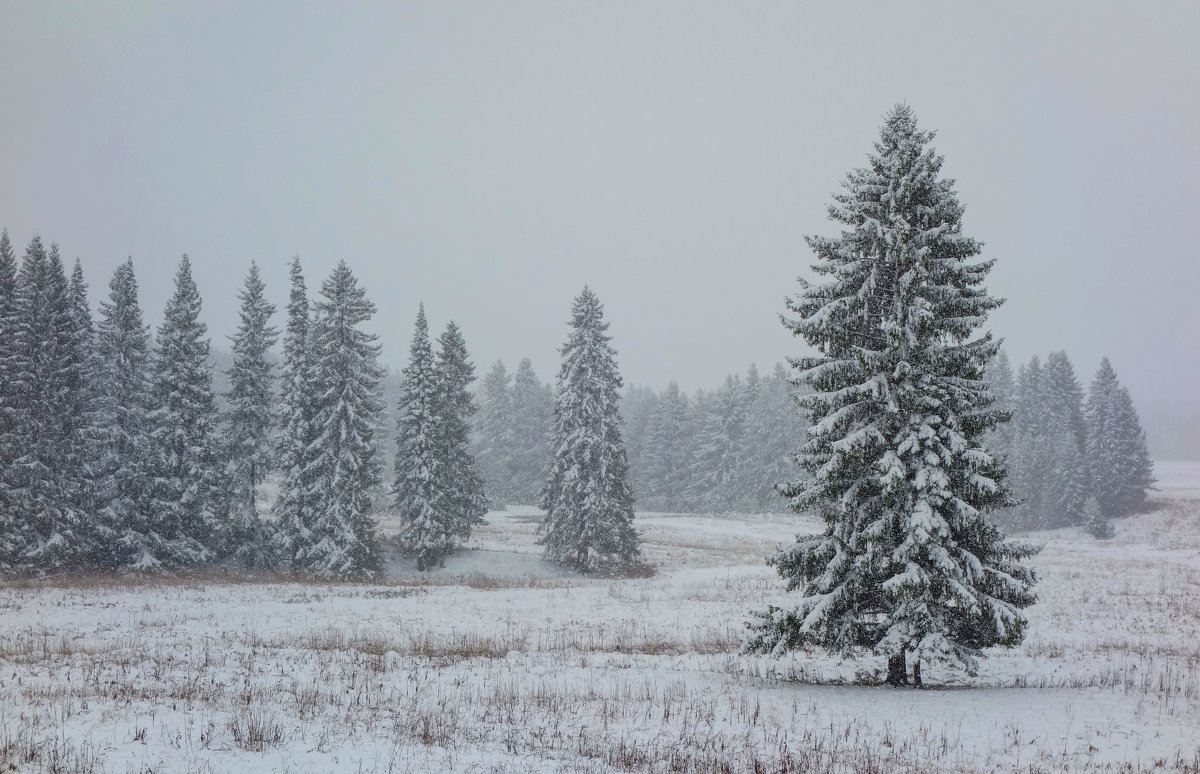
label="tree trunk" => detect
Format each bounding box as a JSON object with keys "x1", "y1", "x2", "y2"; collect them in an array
[
  {"x1": 912, "y1": 659, "x2": 922, "y2": 688},
  {"x1": 885, "y1": 652, "x2": 908, "y2": 687}
]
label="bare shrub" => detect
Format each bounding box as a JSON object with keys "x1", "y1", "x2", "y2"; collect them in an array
[{"x1": 229, "y1": 708, "x2": 286, "y2": 752}]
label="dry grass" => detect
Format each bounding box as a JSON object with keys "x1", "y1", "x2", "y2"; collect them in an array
[{"x1": 2, "y1": 497, "x2": 1200, "y2": 772}]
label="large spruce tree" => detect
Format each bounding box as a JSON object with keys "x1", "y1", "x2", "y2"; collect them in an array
[
  {"x1": 433, "y1": 322, "x2": 488, "y2": 545},
  {"x1": 1, "y1": 239, "x2": 90, "y2": 571},
  {"x1": 273, "y1": 257, "x2": 321, "y2": 568},
  {"x1": 393, "y1": 305, "x2": 447, "y2": 570},
  {"x1": 539, "y1": 287, "x2": 639, "y2": 572},
  {"x1": 745, "y1": 105, "x2": 1037, "y2": 685},
  {"x1": 304, "y1": 260, "x2": 384, "y2": 578},
  {"x1": 1042, "y1": 351, "x2": 1090, "y2": 527},
  {"x1": 1085, "y1": 358, "x2": 1154, "y2": 517},
  {"x1": 221, "y1": 262, "x2": 279, "y2": 566},
  {"x1": 144, "y1": 256, "x2": 222, "y2": 568},
  {"x1": 0, "y1": 230, "x2": 19, "y2": 570},
  {"x1": 93, "y1": 259, "x2": 158, "y2": 570}
]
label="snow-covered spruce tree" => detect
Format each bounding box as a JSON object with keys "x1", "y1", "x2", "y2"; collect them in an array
[
  {"x1": 1042, "y1": 351, "x2": 1090, "y2": 528},
  {"x1": 393, "y1": 305, "x2": 448, "y2": 570},
  {"x1": 510, "y1": 358, "x2": 554, "y2": 504},
  {"x1": 221, "y1": 262, "x2": 279, "y2": 567},
  {"x1": 1084, "y1": 358, "x2": 1122, "y2": 517},
  {"x1": 304, "y1": 260, "x2": 384, "y2": 578},
  {"x1": 0, "y1": 230, "x2": 23, "y2": 571},
  {"x1": 93, "y1": 259, "x2": 158, "y2": 570},
  {"x1": 539, "y1": 287, "x2": 639, "y2": 572},
  {"x1": 757, "y1": 363, "x2": 811, "y2": 511},
  {"x1": 688, "y1": 374, "x2": 750, "y2": 512},
  {"x1": 272, "y1": 258, "x2": 321, "y2": 568},
  {"x1": 434, "y1": 322, "x2": 488, "y2": 545},
  {"x1": 1008, "y1": 356, "x2": 1051, "y2": 530},
  {"x1": 624, "y1": 386, "x2": 659, "y2": 504},
  {"x1": 67, "y1": 260, "x2": 106, "y2": 561},
  {"x1": 473, "y1": 360, "x2": 515, "y2": 507},
  {"x1": 1108, "y1": 384, "x2": 1154, "y2": 514},
  {"x1": 1085, "y1": 358, "x2": 1154, "y2": 518},
  {"x1": 0, "y1": 240, "x2": 90, "y2": 572},
  {"x1": 143, "y1": 256, "x2": 223, "y2": 568},
  {"x1": 643, "y1": 381, "x2": 694, "y2": 511},
  {"x1": 745, "y1": 106, "x2": 1037, "y2": 686}
]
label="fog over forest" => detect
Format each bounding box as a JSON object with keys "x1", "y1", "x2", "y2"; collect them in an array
[
  {"x1": 2, "y1": 5, "x2": 1198, "y2": 773},
  {"x1": 1, "y1": 1, "x2": 1197, "y2": 458}
]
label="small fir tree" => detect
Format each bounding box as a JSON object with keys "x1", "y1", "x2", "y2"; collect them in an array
[
  {"x1": 540, "y1": 287, "x2": 639, "y2": 572},
  {"x1": 1082, "y1": 495, "x2": 1113, "y2": 539},
  {"x1": 745, "y1": 105, "x2": 1037, "y2": 685}
]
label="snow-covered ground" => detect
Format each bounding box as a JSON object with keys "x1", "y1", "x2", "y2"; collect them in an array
[{"x1": 2, "y1": 464, "x2": 1199, "y2": 772}]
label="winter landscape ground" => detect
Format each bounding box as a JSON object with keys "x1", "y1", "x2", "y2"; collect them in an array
[{"x1": 2, "y1": 462, "x2": 1198, "y2": 774}]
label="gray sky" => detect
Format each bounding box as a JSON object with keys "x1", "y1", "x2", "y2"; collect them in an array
[{"x1": 2, "y1": 2, "x2": 1198, "y2": 454}]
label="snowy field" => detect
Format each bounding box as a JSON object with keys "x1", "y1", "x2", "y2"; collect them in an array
[{"x1": 2, "y1": 465, "x2": 1199, "y2": 773}]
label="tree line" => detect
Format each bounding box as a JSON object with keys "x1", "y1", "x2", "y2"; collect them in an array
[
  {"x1": 987, "y1": 350, "x2": 1154, "y2": 537},
  {"x1": 0, "y1": 235, "x2": 644, "y2": 577},
  {"x1": 472, "y1": 360, "x2": 807, "y2": 515},
  {"x1": 0, "y1": 236, "x2": 487, "y2": 578}
]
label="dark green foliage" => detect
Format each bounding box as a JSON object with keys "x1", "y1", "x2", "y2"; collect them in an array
[
  {"x1": 143, "y1": 256, "x2": 222, "y2": 568},
  {"x1": 745, "y1": 106, "x2": 1037, "y2": 678},
  {"x1": 540, "y1": 287, "x2": 639, "y2": 572},
  {"x1": 221, "y1": 262, "x2": 279, "y2": 567},
  {"x1": 304, "y1": 261, "x2": 385, "y2": 578}
]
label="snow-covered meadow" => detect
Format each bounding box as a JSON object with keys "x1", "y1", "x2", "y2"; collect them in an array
[{"x1": 2, "y1": 464, "x2": 1199, "y2": 773}]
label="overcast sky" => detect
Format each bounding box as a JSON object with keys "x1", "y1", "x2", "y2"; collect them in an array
[{"x1": 2, "y1": 2, "x2": 1197, "y2": 453}]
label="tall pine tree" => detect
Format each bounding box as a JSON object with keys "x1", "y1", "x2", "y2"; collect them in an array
[
  {"x1": 393, "y1": 305, "x2": 447, "y2": 570},
  {"x1": 540, "y1": 287, "x2": 639, "y2": 572},
  {"x1": 304, "y1": 260, "x2": 384, "y2": 578},
  {"x1": 94, "y1": 259, "x2": 158, "y2": 570},
  {"x1": 221, "y1": 262, "x2": 279, "y2": 566},
  {"x1": 0, "y1": 230, "x2": 19, "y2": 569},
  {"x1": 473, "y1": 360, "x2": 515, "y2": 507},
  {"x1": 1042, "y1": 351, "x2": 1090, "y2": 527},
  {"x1": 510, "y1": 358, "x2": 553, "y2": 504},
  {"x1": 434, "y1": 322, "x2": 488, "y2": 545},
  {"x1": 143, "y1": 256, "x2": 222, "y2": 568},
  {"x1": 1085, "y1": 358, "x2": 1154, "y2": 517},
  {"x1": 2, "y1": 239, "x2": 89, "y2": 571},
  {"x1": 745, "y1": 106, "x2": 1037, "y2": 685},
  {"x1": 273, "y1": 257, "x2": 322, "y2": 568}
]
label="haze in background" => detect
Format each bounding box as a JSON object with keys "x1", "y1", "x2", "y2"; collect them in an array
[{"x1": 2, "y1": 2, "x2": 1197, "y2": 457}]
